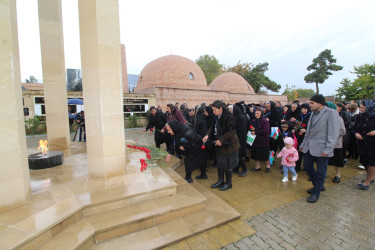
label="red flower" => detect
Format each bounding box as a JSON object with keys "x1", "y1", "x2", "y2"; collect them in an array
[
  {"x1": 150, "y1": 128, "x2": 154, "y2": 132},
  {"x1": 250, "y1": 125, "x2": 254, "y2": 129},
  {"x1": 201, "y1": 145, "x2": 206, "y2": 149},
  {"x1": 302, "y1": 124, "x2": 306, "y2": 128},
  {"x1": 140, "y1": 159, "x2": 145, "y2": 163},
  {"x1": 146, "y1": 153, "x2": 151, "y2": 159}
]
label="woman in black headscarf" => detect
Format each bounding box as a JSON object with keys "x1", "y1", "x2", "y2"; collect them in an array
[
  {"x1": 354, "y1": 100, "x2": 375, "y2": 190},
  {"x1": 203, "y1": 100, "x2": 240, "y2": 191},
  {"x1": 229, "y1": 104, "x2": 248, "y2": 177},
  {"x1": 165, "y1": 120, "x2": 208, "y2": 183},
  {"x1": 193, "y1": 106, "x2": 209, "y2": 179},
  {"x1": 295, "y1": 103, "x2": 311, "y2": 171},
  {"x1": 281, "y1": 105, "x2": 291, "y2": 122}
]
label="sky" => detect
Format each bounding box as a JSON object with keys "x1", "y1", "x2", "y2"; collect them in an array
[{"x1": 16, "y1": 0, "x2": 375, "y2": 96}]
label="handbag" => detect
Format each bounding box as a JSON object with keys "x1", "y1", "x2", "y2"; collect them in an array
[{"x1": 246, "y1": 131, "x2": 256, "y2": 146}]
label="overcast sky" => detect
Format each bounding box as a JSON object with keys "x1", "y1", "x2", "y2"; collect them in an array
[{"x1": 16, "y1": 0, "x2": 375, "y2": 96}]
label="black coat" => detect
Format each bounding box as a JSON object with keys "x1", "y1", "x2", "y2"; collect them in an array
[
  {"x1": 233, "y1": 105, "x2": 248, "y2": 157},
  {"x1": 339, "y1": 110, "x2": 351, "y2": 145},
  {"x1": 167, "y1": 120, "x2": 208, "y2": 171},
  {"x1": 264, "y1": 108, "x2": 281, "y2": 128},
  {"x1": 146, "y1": 110, "x2": 166, "y2": 131},
  {"x1": 354, "y1": 114, "x2": 375, "y2": 157}
]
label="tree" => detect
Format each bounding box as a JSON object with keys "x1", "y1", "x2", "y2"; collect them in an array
[
  {"x1": 282, "y1": 85, "x2": 315, "y2": 101},
  {"x1": 336, "y1": 63, "x2": 375, "y2": 100},
  {"x1": 225, "y1": 61, "x2": 253, "y2": 77},
  {"x1": 304, "y1": 49, "x2": 343, "y2": 94},
  {"x1": 243, "y1": 62, "x2": 281, "y2": 93},
  {"x1": 29, "y1": 75, "x2": 38, "y2": 83},
  {"x1": 195, "y1": 55, "x2": 223, "y2": 85},
  {"x1": 282, "y1": 85, "x2": 299, "y2": 101},
  {"x1": 295, "y1": 88, "x2": 315, "y2": 98}
]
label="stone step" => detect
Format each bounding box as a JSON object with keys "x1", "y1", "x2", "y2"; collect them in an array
[
  {"x1": 92, "y1": 201, "x2": 241, "y2": 250},
  {"x1": 76, "y1": 168, "x2": 178, "y2": 217},
  {"x1": 38, "y1": 219, "x2": 95, "y2": 250},
  {"x1": 86, "y1": 183, "x2": 207, "y2": 243},
  {"x1": 0, "y1": 196, "x2": 83, "y2": 250}
]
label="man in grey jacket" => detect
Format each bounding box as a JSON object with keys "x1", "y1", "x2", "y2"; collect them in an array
[{"x1": 299, "y1": 94, "x2": 341, "y2": 203}]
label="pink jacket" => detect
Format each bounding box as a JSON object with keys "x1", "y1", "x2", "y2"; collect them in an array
[{"x1": 277, "y1": 147, "x2": 299, "y2": 167}]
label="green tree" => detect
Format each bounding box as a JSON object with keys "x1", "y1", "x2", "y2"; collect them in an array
[
  {"x1": 282, "y1": 85, "x2": 299, "y2": 101},
  {"x1": 225, "y1": 61, "x2": 253, "y2": 77},
  {"x1": 304, "y1": 49, "x2": 343, "y2": 94},
  {"x1": 336, "y1": 63, "x2": 375, "y2": 100},
  {"x1": 195, "y1": 55, "x2": 223, "y2": 85},
  {"x1": 295, "y1": 88, "x2": 315, "y2": 98},
  {"x1": 244, "y1": 62, "x2": 281, "y2": 93}
]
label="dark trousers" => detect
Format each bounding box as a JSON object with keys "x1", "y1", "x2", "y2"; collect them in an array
[{"x1": 303, "y1": 151, "x2": 329, "y2": 196}]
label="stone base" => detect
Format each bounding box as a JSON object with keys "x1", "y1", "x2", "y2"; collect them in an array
[{"x1": 28, "y1": 151, "x2": 64, "y2": 169}]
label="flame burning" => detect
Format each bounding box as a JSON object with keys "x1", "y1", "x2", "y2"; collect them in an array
[{"x1": 38, "y1": 139, "x2": 48, "y2": 155}]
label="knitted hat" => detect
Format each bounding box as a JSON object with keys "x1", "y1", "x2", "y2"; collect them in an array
[
  {"x1": 300, "y1": 103, "x2": 309, "y2": 110},
  {"x1": 310, "y1": 94, "x2": 326, "y2": 105},
  {"x1": 284, "y1": 137, "x2": 294, "y2": 146}
]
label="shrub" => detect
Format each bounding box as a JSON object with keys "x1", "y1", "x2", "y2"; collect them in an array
[{"x1": 25, "y1": 116, "x2": 47, "y2": 135}]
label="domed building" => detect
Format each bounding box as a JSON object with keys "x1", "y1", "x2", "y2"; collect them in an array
[
  {"x1": 210, "y1": 72, "x2": 255, "y2": 94},
  {"x1": 134, "y1": 55, "x2": 208, "y2": 93},
  {"x1": 134, "y1": 54, "x2": 287, "y2": 107}
]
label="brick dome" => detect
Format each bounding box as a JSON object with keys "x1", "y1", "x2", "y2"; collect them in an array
[
  {"x1": 210, "y1": 72, "x2": 255, "y2": 94},
  {"x1": 134, "y1": 55, "x2": 208, "y2": 92}
]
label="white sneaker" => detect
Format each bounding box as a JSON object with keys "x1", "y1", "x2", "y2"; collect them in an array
[
  {"x1": 357, "y1": 165, "x2": 365, "y2": 170},
  {"x1": 282, "y1": 177, "x2": 288, "y2": 182},
  {"x1": 292, "y1": 175, "x2": 298, "y2": 181}
]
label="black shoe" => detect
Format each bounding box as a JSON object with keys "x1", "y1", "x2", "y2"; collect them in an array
[
  {"x1": 185, "y1": 177, "x2": 193, "y2": 183},
  {"x1": 307, "y1": 186, "x2": 326, "y2": 194},
  {"x1": 333, "y1": 176, "x2": 341, "y2": 183},
  {"x1": 239, "y1": 169, "x2": 248, "y2": 177},
  {"x1": 219, "y1": 183, "x2": 232, "y2": 191},
  {"x1": 265, "y1": 168, "x2": 271, "y2": 173},
  {"x1": 361, "y1": 179, "x2": 375, "y2": 184},
  {"x1": 307, "y1": 194, "x2": 319, "y2": 203},
  {"x1": 196, "y1": 174, "x2": 208, "y2": 179},
  {"x1": 250, "y1": 168, "x2": 261, "y2": 172}
]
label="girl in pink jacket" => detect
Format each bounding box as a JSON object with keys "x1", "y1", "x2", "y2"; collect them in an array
[{"x1": 277, "y1": 137, "x2": 299, "y2": 182}]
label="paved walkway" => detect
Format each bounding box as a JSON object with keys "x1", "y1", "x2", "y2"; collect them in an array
[{"x1": 225, "y1": 174, "x2": 375, "y2": 250}]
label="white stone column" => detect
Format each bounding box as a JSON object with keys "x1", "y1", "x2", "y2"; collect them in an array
[
  {"x1": 0, "y1": 0, "x2": 31, "y2": 212},
  {"x1": 121, "y1": 44, "x2": 129, "y2": 93},
  {"x1": 78, "y1": 0, "x2": 126, "y2": 181},
  {"x1": 38, "y1": 0, "x2": 71, "y2": 155}
]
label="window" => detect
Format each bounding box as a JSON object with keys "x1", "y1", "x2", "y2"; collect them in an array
[
  {"x1": 189, "y1": 72, "x2": 194, "y2": 80},
  {"x1": 34, "y1": 96, "x2": 46, "y2": 116}
]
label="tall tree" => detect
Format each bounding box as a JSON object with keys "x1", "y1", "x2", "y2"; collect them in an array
[
  {"x1": 336, "y1": 63, "x2": 375, "y2": 100},
  {"x1": 195, "y1": 55, "x2": 223, "y2": 85},
  {"x1": 225, "y1": 61, "x2": 253, "y2": 77},
  {"x1": 244, "y1": 62, "x2": 281, "y2": 93},
  {"x1": 304, "y1": 49, "x2": 343, "y2": 94}
]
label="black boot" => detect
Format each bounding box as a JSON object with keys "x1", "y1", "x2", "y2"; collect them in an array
[
  {"x1": 220, "y1": 170, "x2": 232, "y2": 191},
  {"x1": 196, "y1": 167, "x2": 208, "y2": 179},
  {"x1": 239, "y1": 165, "x2": 247, "y2": 177},
  {"x1": 211, "y1": 168, "x2": 224, "y2": 188}
]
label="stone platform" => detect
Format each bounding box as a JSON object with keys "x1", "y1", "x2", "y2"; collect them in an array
[
  {"x1": 0, "y1": 141, "x2": 240, "y2": 249},
  {"x1": 28, "y1": 151, "x2": 64, "y2": 170}
]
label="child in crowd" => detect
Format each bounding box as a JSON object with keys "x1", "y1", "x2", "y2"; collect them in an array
[{"x1": 277, "y1": 137, "x2": 299, "y2": 182}]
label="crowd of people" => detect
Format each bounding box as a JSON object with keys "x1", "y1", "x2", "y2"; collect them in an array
[{"x1": 143, "y1": 96, "x2": 375, "y2": 203}]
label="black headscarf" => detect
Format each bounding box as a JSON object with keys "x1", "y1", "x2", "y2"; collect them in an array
[
  {"x1": 362, "y1": 100, "x2": 375, "y2": 118},
  {"x1": 167, "y1": 120, "x2": 182, "y2": 135}
]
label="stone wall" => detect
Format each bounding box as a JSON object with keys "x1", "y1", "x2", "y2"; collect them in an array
[{"x1": 147, "y1": 87, "x2": 288, "y2": 108}]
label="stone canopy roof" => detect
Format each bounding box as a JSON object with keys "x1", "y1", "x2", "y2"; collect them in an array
[
  {"x1": 210, "y1": 72, "x2": 255, "y2": 94},
  {"x1": 134, "y1": 55, "x2": 208, "y2": 92}
]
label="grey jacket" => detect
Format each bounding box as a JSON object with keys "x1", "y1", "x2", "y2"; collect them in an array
[
  {"x1": 300, "y1": 106, "x2": 341, "y2": 157},
  {"x1": 334, "y1": 117, "x2": 346, "y2": 149}
]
